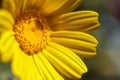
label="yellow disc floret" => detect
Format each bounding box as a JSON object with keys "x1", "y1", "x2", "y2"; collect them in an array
[{"x1": 13, "y1": 11, "x2": 50, "y2": 55}]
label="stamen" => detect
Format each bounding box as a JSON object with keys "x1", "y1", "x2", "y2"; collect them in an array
[{"x1": 13, "y1": 11, "x2": 50, "y2": 55}]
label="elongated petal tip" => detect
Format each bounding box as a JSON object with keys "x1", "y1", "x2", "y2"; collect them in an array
[
  {"x1": 90, "y1": 11, "x2": 101, "y2": 27},
  {"x1": 43, "y1": 42, "x2": 88, "y2": 79}
]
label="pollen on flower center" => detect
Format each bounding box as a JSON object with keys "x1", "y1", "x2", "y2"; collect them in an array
[{"x1": 13, "y1": 11, "x2": 50, "y2": 55}]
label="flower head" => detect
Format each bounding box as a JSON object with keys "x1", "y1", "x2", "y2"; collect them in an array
[{"x1": 0, "y1": 0, "x2": 100, "y2": 80}]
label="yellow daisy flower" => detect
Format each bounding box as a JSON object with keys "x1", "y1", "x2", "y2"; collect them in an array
[{"x1": 0, "y1": 0, "x2": 100, "y2": 80}]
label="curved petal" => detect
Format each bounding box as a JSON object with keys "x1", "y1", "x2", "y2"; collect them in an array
[
  {"x1": 20, "y1": 55, "x2": 43, "y2": 80},
  {"x1": 0, "y1": 36, "x2": 18, "y2": 63},
  {"x1": 15, "y1": 0, "x2": 46, "y2": 15},
  {"x1": 51, "y1": 31, "x2": 98, "y2": 44},
  {"x1": 0, "y1": 9, "x2": 14, "y2": 32},
  {"x1": 0, "y1": 31, "x2": 14, "y2": 48},
  {"x1": 2, "y1": 0, "x2": 46, "y2": 18},
  {"x1": 51, "y1": 37, "x2": 97, "y2": 58},
  {"x1": 2, "y1": 0, "x2": 16, "y2": 18},
  {"x1": 50, "y1": 31, "x2": 98, "y2": 58},
  {"x1": 0, "y1": 31, "x2": 16, "y2": 62},
  {"x1": 42, "y1": 42, "x2": 87, "y2": 79},
  {"x1": 11, "y1": 47, "x2": 43, "y2": 80},
  {"x1": 50, "y1": 11, "x2": 100, "y2": 33},
  {"x1": 69, "y1": 48, "x2": 97, "y2": 58},
  {"x1": 11, "y1": 47, "x2": 28, "y2": 79},
  {"x1": 30, "y1": 56, "x2": 43, "y2": 80},
  {"x1": 32, "y1": 53, "x2": 64, "y2": 80},
  {"x1": 40, "y1": 0, "x2": 82, "y2": 17},
  {"x1": 0, "y1": 19, "x2": 13, "y2": 32},
  {"x1": 0, "y1": 9, "x2": 14, "y2": 25}
]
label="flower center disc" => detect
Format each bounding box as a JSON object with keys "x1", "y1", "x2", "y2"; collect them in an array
[{"x1": 13, "y1": 11, "x2": 50, "y2": 55}]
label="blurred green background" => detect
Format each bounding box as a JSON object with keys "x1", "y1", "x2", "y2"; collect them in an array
[{"x1": 0, "y1": 0, "x2": 120, "y2": 80}]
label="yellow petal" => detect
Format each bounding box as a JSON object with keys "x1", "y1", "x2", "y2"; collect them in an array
[
  {"x1": 32, "y1": 54, "x2": 46, "y2": 80},
  {"x1": 0, "y1": 31, "x2": 14, "y2": 49},
  {"x1": 0, "y1": 9, "x2": 14, "y2": 32},
  {"x1": 0, "y1": 31, "x2": 13, "y2": 62},
  {"x1": 13, "y1": 0, "x2": 24, "y2": 18},
  {"x1": 12, "y1": 0, "x2": 31, "y2": 18},
  {"x1": 33, "y1": 53, "x2": 64, "y2": 80},
  {"x1": 40, "y1": 0, "x2": 82, "y2": 17},
  {"x1": 51, "y1": 31, "x2": 98, "y2": 44},
  {"x1": 30, "y1": 56, "x2": 43, "y2": 80},
  {"x1": 3, "y1": 0, "x2": 46, "y2": 18},
  {"x1": 51, "y1": 38, "x2": 97, "y2": 52},
  {"x1": 11, "y1": 47, "x2": 43, "y2": 80},
  {"x1": 0, "y1": 19, "x2": 13, "y2": 32},
  {"x1": 50, "y1": 11, "x2": 100, "y2": 33},
  {"x1": 43, "y1": 42, "x2": 87, "y2": 79},
  {"x1": 50, "y1": 31, "x2": 98, "y2": 58},
  {"x1": 11, "y1": 47, "x2": 27, "y2": 78},
  {"x1": 23, "y1": 0, "x2": 46, "y2": 11},
  {"x1": 0, "y1": 9, "x2": 14, "y2": 25},
  {"x1": 20, "y1": 55, "x2": 43, "y2": 80},
  {"x1": 2, "y1": 0, "x2": 16, "y2": 18},
  {"x1": 69, "y1": 48, "x2": 97, "y2": 58},
  {"x1": 0, "y1": 36, "x2": 18, "y2": 63}
]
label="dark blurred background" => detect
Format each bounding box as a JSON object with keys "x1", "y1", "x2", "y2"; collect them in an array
[
  {"x1": 80, "y1": 0, "x2": 120, "y2": 80},
  {"x1": 0, "y1": 0, "x2": 120, "y2": 80}
]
